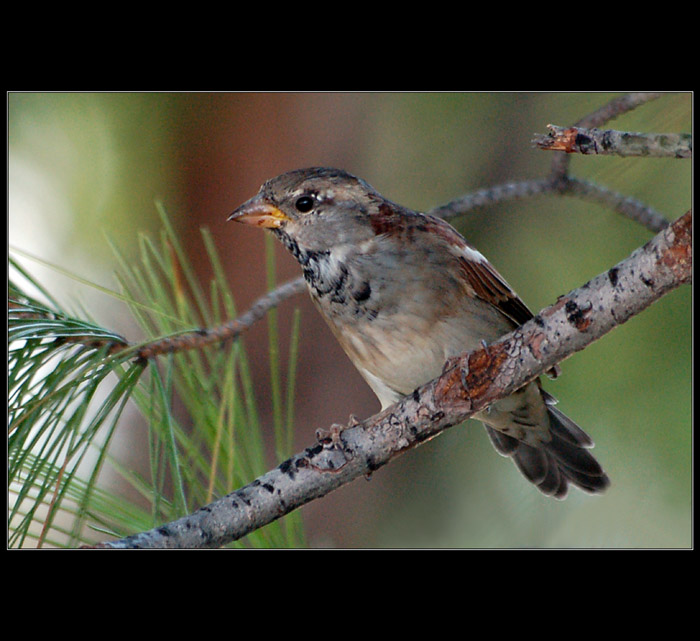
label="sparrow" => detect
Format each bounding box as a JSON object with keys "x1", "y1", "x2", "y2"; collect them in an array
[{"x1": 228, "y1": 167, "x2": 610, "y2": 499}]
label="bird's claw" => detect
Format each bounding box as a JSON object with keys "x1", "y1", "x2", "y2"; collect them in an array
[
  {"x1": 315, "y1": 423, "x2": 347, "y2": 450},
  {"x1": 315, "y1": 415, "x2": 362, "y2": 459}
]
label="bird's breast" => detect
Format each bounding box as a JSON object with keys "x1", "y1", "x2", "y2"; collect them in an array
[{"x1": 302, "y1": 247, "x2": 378, "y2": 320}]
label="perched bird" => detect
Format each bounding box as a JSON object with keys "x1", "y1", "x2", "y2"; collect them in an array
[{"x1": 229, "y1": 167, "x2": 610, "y2": 498}]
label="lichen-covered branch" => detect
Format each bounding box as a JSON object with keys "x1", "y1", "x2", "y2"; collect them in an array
[
  {"x1": 94, "y1": 210, "x2": 691, "y2": 548},
  {"x1": 548, "y1": 92, "x2": 663, "y2": 178},
  {"x1": 533, "y1": 125, "x2": 692, "y2": 158}
]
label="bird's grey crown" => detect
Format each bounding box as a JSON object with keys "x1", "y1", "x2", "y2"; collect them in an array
[{"x1": 262, "y1": 167, "x2": 377, "y2": 206}]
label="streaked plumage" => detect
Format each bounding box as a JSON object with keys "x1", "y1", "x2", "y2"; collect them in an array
[{"x1": 229, "y1": 167, "x2": 610, "y2": 498}]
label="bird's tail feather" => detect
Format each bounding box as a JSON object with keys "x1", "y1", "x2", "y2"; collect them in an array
[{"x1": 484, "y1": 394, "x2": 610, "y2": 499}]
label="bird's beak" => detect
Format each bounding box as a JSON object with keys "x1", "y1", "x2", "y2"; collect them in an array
[{"x1": 228, "y1": 198, "x2": 290, "y2": 229}]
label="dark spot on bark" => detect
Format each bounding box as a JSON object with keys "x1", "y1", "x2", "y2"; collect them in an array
[
  {"x1": 366, "y1": 454, "x2": 381, "y2": 472},
  {"x1": 279, "y1": 458, "x2": 295, "y2": 479},
  {"x1": 352, "y1": 280, "x2": 371, "y2": 302},
  {"x1": 601, "y1": 130, "x2": 617, "y2": 151},
  {"x1": 575, "y1": 132, "x2": 594, "y2": 152},
  {"x1": 565, "y1": 300, "x2": 592, "y2": 331},
  {"x1": 414, "y1": 430, "x2": 433, "y2": 443},
  {"x1": 305, "y1": 443, "x2": 323, "y2": 457},
  {"x1": 608, "y1": 267, "x2": 619, "y2": 287}
]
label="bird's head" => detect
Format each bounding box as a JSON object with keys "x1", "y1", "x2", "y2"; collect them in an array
[{"x1": 228, "y1": 167, "x2": 387, "y2": 254}]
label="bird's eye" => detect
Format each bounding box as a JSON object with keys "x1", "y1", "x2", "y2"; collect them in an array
[{"x1": 294, "y1": 195, "x2": 314, "y2": 213}]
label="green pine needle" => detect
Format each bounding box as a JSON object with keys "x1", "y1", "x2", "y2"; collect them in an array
[{"x1": 8, "y1": 205, "x2": 305, "y2": 548}]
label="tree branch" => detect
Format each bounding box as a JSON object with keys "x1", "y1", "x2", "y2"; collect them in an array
[
  {"x1": 533, "y1": 125, "x2": 691, "y2": 158},
  {"x1": 135, "y1": 277, "x2": 307, "y2": 360},
  {"x1": 430, "y1": 175, "x2": 669, "y2": 234},
  {"x1": 548, "y1": 92, "x2": 663, "y2": 178},
  {"x1": 94, "y1": 210, "x2": 691, "y2": 548},
  {"x1": 554, "y1": 176, "x2": 671, "y2": 234}
]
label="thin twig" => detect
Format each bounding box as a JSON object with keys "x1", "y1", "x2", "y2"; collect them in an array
[
  {"x1": 429, "y1": 178, "x2": 554, "y2": 219},
  {"x1": 94, "y1": 210, "x2": 691, "y2": 548},
  {"x1": 431, "y1": 175, "x2": 668, "y2": 234},
  {"x1": 134, "y1": 277, "x2": 307, "y2": 360},
  {"x1": 561, "y1": 176, "x2": 670, "y2": 233},
  {"x1": 577, "y1": 92, "x2": 663, "y2": 129},
  {"x1": 548, "y1": 92, "x2": 663, "y2": 178},
  {"x1": 533, "y1": 125, "x2": 691, "y2": 158}
]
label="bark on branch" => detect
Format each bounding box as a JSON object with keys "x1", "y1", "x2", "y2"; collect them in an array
[
  {"x1": 533, "y1": 125, "x2": 692, "y2": 158},
  {"x1": 95, "y1": 210, "x2": 691, "y2": 548},
  {"x1": 135, "y1": 277, "x2": 307, "y2": 360}
]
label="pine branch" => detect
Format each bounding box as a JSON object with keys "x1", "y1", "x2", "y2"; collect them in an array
[
  {"x1": 8, "y1": 288, "x2": 145, "y2": 547},
  {"x1": 94, "y1": 210, "x2": 691, "y2": 548},
  {"x1": 8, "y1": 222, "x2": 306, "y2": 548}
]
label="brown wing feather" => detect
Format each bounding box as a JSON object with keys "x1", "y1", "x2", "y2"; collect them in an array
[
  {"x1": 457, "y1": 255, "x2": 534, "y2": 327},
  {"x1": 416, "y1": 213, "x2": 533, "y2": 327},
  {"x1": 368, "y1": 206, "x2": 560, "y2": 378}
]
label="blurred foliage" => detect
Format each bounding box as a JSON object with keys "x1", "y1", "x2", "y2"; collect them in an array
[
  {"x1": 8, "y1": 92, "x2": 691, "y2": 548},
  {"x1": 8, "y1": 93, "x2": 178, "y2": 262}
]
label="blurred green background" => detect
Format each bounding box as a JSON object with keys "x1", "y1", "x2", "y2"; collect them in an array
[{"x1": 8, "y1": 92, "x2": 691, "y2": 548}]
